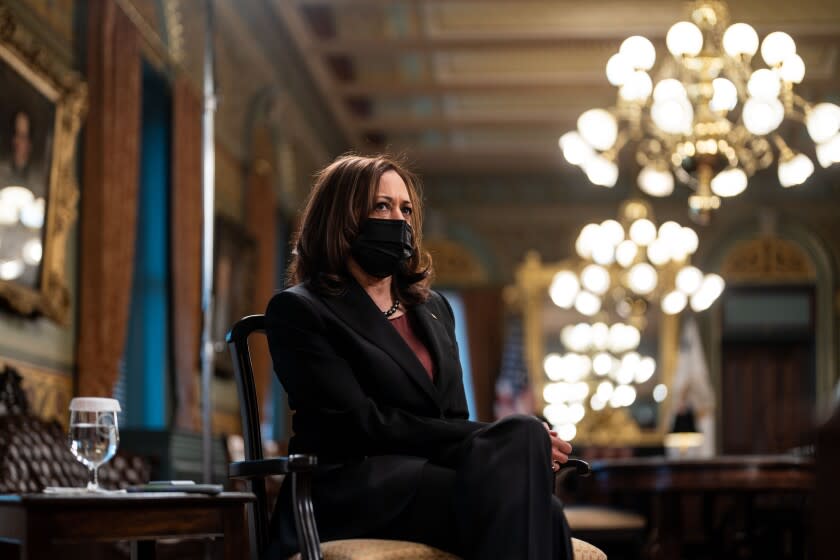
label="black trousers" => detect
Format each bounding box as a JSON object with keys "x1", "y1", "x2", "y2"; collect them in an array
[{"x1": 375, "y1": 415, "x2": 573, "y2": 560}]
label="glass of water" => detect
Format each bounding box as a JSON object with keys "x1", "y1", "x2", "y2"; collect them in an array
[{"x1": 68, "y1": 397, "x2": 121, "y2": 491}]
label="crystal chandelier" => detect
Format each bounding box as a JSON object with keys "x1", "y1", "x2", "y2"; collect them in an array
[
  {"x1": 542, "y1": 320, "x2": 658, "y2": 434},
  {"x1": 558, "y1": 0, "x2": 840, "y2": 223},
  {"x1": 549, "y1": 199, "x2": 724, "y2": 328}
]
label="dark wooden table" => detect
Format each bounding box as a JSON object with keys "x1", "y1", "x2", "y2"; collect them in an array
[
  {"x1": 588, "y1": 455, "x2": 815, "y2": 560},
  {"x1": 0, "y1": 491, "x2": 255, "y2": 559}
]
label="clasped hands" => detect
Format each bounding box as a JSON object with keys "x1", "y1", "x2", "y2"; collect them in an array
[{"x1": 543, "y1": 422, "x2": 573, "y2": 472}]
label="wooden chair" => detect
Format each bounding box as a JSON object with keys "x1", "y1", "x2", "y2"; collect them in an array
[{"x1": 227, "y1": 314, "x2": 606, "y2": 560}]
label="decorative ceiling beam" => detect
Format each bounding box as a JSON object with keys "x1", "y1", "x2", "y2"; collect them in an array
[
  {"x1": 273, "y1": 0, "x2": 365, "y2": 148},
  {"x1": 353, "y1": 112, "x2": 606, "y2": 130}
]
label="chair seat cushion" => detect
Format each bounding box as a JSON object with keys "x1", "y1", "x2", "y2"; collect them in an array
[
  {"x1": 289, "y1": 539, "x2": 459, "y2": 560},
  {"x1": 572, "y1": 537, "x2": 608, "y2": 560},
  {"x1": 288, "y1": 537, "x2": 605, "y2": 560},
  {"x1": 566, "y1": 505, "x2": 646, "y2": 531}
]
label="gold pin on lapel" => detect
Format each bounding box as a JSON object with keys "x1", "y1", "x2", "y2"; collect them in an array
[{"x1": 429, "y1": 312, "x2": 438, "y2": 320}]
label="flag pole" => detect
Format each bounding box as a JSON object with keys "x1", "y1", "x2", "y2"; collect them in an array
[{"x1": 200, "y1": 0, "x2": 217, "y2": 484}]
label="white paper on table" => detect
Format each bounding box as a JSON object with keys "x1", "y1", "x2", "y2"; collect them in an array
[{"x1": 43, "y1": 487, "x2": 127, "y2": 495}]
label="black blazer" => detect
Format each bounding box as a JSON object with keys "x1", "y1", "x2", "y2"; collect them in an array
[{"x1": 265, "y1": 279, "x2": 486, "y2": 554}]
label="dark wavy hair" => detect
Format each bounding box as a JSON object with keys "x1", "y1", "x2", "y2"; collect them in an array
[{"x1": 287, "y1": 154, "x2": 433, "y2": 305}]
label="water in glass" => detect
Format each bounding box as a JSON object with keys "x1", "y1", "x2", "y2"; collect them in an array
[{"x1": 68, "y1": 397, "x2": 121, "y2": 491}]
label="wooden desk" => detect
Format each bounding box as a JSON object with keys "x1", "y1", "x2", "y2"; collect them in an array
[
  {"x1": 588, "y1": 456, "x2": 814, "y2": 560},
  {"x1": 0, "y1": 491, "x2": 255, "y2": 559}
]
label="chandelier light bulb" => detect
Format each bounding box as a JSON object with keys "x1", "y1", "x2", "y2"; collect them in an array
[
  {"x1": 636, "y1": 356, "x2": 657, "y2": 384},
  {"x1": 605, "y1": 324, "x2": 629, "y2": 354},
  {"x1": 742, "y1": 97, "x2": 785, "y2": 135},
  {"x1": 575, "y1": 223, "x2": 600, "y2": 258},
  {"x1": 747, "y1": 68, "x2": 781, "y2": 99},
  {"x1": 22, "y1": 238, "x2": 43, "y2": 266},
  {"x1": 676, "y1": 265, "x2": 703, "y2": 294},
  {"x1": 816, "y1": 134, "x2": 840, "y2": 168},
  {"x1": 778, "y1": 153, "x2": 814, "y2": 187},
  {"x1": 661, "y1": 290, "x2": 688, "y2": 315},
  {"x1": 723, "y1": 23, "x2": 759, "y2": 57},
  {"x1": 779, "y1": 53, "x2": 805, "y2": 83},
  {"x1": 544, "y1": 353, "x2": 565, "y2": 381},
  {"x1": 592, "y1": 353, "x2": 613, "y2": 376},
  {"x1": 599, "y1": 219, "x2": 625, "y2": 247},
  {"x1": 582, "y1": 155, "x2": 619, "y2": 187},
  {"x1": 597, "y1": 380, "x2": 615, "y2": 401},
  {"x1": 591, "y1": 322, "x2": 610, "y2": 350},
  {"x1": 627, "y1": 262, "x2": 658, "y2": 295},
  {"x1": 761, "y1": 31, "x2": 797, "y2": 67},
  {"x1": 657, "y1": 220, "x2": 682, "y2": 243},
  {"x1": 619, "y1": 35, "x2": 656, "y2": 71},
  {"x1": 605, "y1": 52, "x2": 634, "y2": 86},
  {"x1": 609, "y1": 385, "x2": 630, "y2": 408},
  {"x1": 646, "y1": 239, "x2": 671, "y2": 266},
  {"x1": 0, "y1": 203, "x2": 17, "y2": 225},
  {"x1": 710, "y1": 78, "x2": 738, "y2": 112},
  {"x1": 628, "y1": 218, "x2": 657, "y2": 246},
  {"x1": 653, "y1": 79, "x2": 687, "y2": 102},
  {"x1": 557, "y1": 423, "x2": 577, "y2": 442},
  {"x1": 590, "y1": 394, "x2": 607, "y2": 411},
  {"x1": 559, "y1": 131, "x2": 594, "y2": 165},
  {"x1": 637, "y1": 165, "x2": 675, "y2": 197},
  {"x1": 806, "y1": 103, "x2": 840, "y2": 144},
  {"x1": 690, "y1": 274, "x2": 725, "y2": 312},
  {"x1": 609, "y1": 385, "x2": 626, "y2": 408},
  {"x1": 680, "y1": 226, "x2": 699, "y2": 255},
  {"x1": 651, "y1": 98, "x2": 693, "y2": 135},
  {"x1": 568, "y1": 402, "x2": 586, "y2": 423},
  {"x1": 620, "y1": 351, "x2": 641, "y2": 372},
  {"x1": 19, "y1": 197, "x2": 46, "y2": 229},
  {"x1": 591, "y1": 239, "x2": 616, "y2": 265},
  {"x1": 710, "y1": 167, "x2": 748, "y2": 197},
  {"x1": 619, "y1": 70, "x2": 653, "y2": 102},
  {"x1": 581, "y1": 264, "x2": 611, "y2": 295},
  {"x1": 608, "y1": 323, "x2": 640, "y2": 354},
  {"x1": 0, "y1": 186, "x2": 35, "y2": 211},
  {"x1": 0, "y1": 258, "x2": 24, "y2": 281},
  {"x1": 549, "y1": 270, "x2": 580, "y2": 308},
  {"x1": 666, "y1": 21, "x2": 703, "y2": 57},
  {"x1": 561, "y1": 323, "x2": 589, "y2": 353},
  {"x1": 615, "y1": 239, "x2": 638, "y2": 268},
  {"x1": 574, "y1": 290, "x2": 602, "y2": 316},
  {"x1": 577, "y1": 109, "x2": 618, "y2": 151}
]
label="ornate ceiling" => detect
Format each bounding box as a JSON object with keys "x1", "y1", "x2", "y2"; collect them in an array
[{"x1": 271, "y1": 0, "x2": 840, "y2": 174}]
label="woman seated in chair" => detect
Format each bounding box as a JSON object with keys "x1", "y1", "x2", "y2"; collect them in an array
[{"x1": 265, "y1": 154, "x2": 575, "y2": 559}]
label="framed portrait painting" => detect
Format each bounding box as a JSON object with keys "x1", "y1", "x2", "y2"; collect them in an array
[{"x1": 0, "y1": 6, "x2": 86, "y2": 324}]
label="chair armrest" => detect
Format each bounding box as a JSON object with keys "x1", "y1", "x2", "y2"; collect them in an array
[
  {"x1": 555, "y1": 458, "x2": 591, "y2": 484},
  {"x1": 229, "y1": 454, "x2": 317, "y2": 480}
]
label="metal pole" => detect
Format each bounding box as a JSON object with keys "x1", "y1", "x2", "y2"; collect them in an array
[{"x1": 200, "y1": 0, "x2": 217, "y2": 484}]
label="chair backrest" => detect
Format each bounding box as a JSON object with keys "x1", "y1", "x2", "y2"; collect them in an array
[{"x1": 226, "y1": 314, "x2": 270, "y2": 556}]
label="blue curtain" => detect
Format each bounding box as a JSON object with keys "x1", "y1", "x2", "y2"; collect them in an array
[
  {"x1": 440, "y1": 290, "x2": 477, "y2": 420},
  {"x1": 123, "y1": 62, "x2": 172, "y2": 428}
]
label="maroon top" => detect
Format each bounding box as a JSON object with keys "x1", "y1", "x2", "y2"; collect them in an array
[{"x1": 389, "y1": 314, "x2": 435, "y2": 381}]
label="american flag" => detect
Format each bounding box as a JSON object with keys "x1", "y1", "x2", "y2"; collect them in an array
[{"x1": 494, "y1": 316, "x2": 535, "y2": 418}]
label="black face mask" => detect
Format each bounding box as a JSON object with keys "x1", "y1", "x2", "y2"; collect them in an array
[{"x1": 351, "y1": 218, "x2": 414, "y2": 278}]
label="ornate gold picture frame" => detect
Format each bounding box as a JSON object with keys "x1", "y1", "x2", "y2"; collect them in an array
[{"x1": 0, "y1": 6, "x2": 86, "y2": 324}]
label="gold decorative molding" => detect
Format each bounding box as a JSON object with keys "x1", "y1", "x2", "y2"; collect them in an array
[
  {"x1": 426, "y1": 238, "x2": 488, "y2": 287},
  {"x1": 0, "y1": 5, "x2": 87, "y2": 324},
  {"x1": 3, "y1": 357, "x2": 72, "y2": 427},
  {"x1": 720, "y1": 236, "x2": 815, "y2": 284}
]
